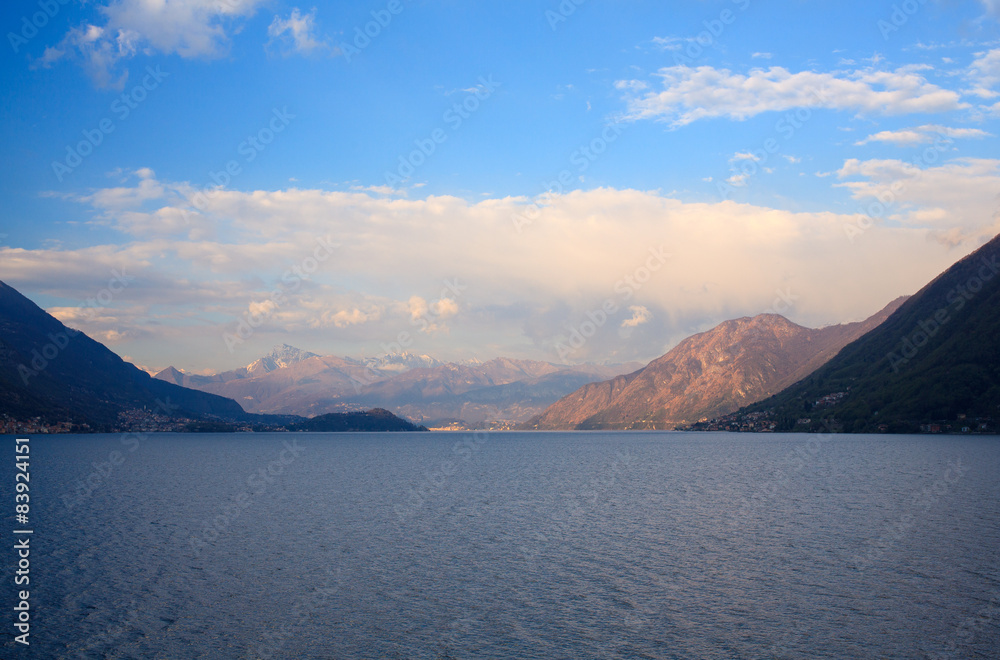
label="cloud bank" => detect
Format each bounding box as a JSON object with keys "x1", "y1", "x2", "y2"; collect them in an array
[{"x1": 3, "y1": 159, "x2": 997, "y2": 370}]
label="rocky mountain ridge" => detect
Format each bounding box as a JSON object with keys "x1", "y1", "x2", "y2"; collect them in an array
[{"x1": 523, "y1": 297, "x2": 906, "y2": 430}]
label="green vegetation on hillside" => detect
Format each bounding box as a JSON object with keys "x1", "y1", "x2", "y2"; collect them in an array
[{"x1": 743, "y1": 235, "x2": 1000, "y2": 433}]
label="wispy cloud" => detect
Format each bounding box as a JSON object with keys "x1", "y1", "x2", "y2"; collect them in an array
[
  {"x1": 33, "y1": 0, "x2": 269, "y2": 87},
  {"x1": 968, "y1": 48, "x2": 1000, "y2": 93},
  {"x1": 730, "y1": 152, "x2": 761, "y2": 163},
  {"x1": 617, "y1": 65, "x2": 966, "y2": 127},
  {"x1": 855, "y1": 124, "x2": 993, "y2": 146},
  {"x1": 5, "y1": 169, "x2": 993, "y2": 366},
  {"x1": 266, "y1": 7, "x2": 337, "y2": 57},
  {"x1": 621, "y1": 305, "x2": 651, "y2": 328},
  {"x1": 325, "y1": 306, "x2": 382, "y2": 329},
  {"x1": 836, "y1": 157, "x2": 1000, "y2": 245}
]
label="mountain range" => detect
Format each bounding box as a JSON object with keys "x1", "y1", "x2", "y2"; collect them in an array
[
  {"x1": 156, "y1": 347, "x2": 642, "y2": 424},
  {"x1": 4, "y1": 231, "x2": 998, "y2": 434},
  {"x1": 522, "y1": 298, "x2": 906, "y2": 430}
]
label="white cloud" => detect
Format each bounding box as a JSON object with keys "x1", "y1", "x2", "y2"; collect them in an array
[
  {"x1": 649, "y1": 36, "x2": 685, "y2": 51},
  {"x1": 433, "y1": 297, "x2": 459, "y2": 319},
  {"x1": 39, "y1": 0, "x2": 268, "y2": 87},
  {"x1": 248, "y1": 299, "x2": 278, "y2": 318},
  {"x1": 621, "y1": 305, "x2": 652, "y2": 328},
  {"x1": 105, "y1": 0, "x2": 265, "y2": 57},
  {"x1": 969, "y1": 48, "x2": 1000, "y2": 90},
  {"x1": 855, "y1": 124, "x2": 993, "y2": 146},
  {"x1": 48, "y1": 301, "x2": 153, "y2": 346},
  {"x1": 31, "y1": 23, "x2": 138, "y2": 89},
  {"x1": 350, "y1": 184, "x2": 403, "y2": 196},
  {"x1": 326, "y1": 307, "x2": 381, "y2": 328},
  {"x1": 751, "y1": 52, "x2": 773, "y2": 59},
  {"x1": 407, "y1": 296, "x2": 430, "y2": 322},
  {"x1": 94, "y1": 328, "x2": 133, "y2": 344},
  {"x1": 618, "y1": 65, "x2": 966, "y2": 127},
  {"x1": 266, "y1": 7, "x2": 334, "y2": 57},
  {"x1": 730, "y1": 152, "x2": 761, "y2": 163},
  {"x1": 836, "y1": 157, "x2": 1000, "y2": 244},
  {"x1": 81, "y1": 167, "x2": 167, "y2": 211},
  {"x1": 32, "y1": 45, "x2": 66, "y2": 69},
  {"x1": 406, "y1": 295, "x2": 457, "y2": 334},
  {"x1": 6, "y1": 173, "x2": 996, "y2": 368}
]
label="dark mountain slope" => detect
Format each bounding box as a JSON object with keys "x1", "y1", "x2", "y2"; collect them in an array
[
  {"x1": 0, "y1": 280, "x2": 245, "y2": 428},
  {"x1": 747, "y1": 234, "x2": 1000, "y2": 431}
]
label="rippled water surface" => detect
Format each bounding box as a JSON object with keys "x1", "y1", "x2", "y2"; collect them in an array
[{"x1": 2, "y1": 431, "x2": 999, "y2": 659}]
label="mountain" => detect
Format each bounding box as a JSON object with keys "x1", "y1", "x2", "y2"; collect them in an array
[
  {"x1": 287, "y1": 408, "x2": 428, "y2": 432},
  {"x1": 523, "y1": 298, "x2": 906, "y2": 430},
  {"x1": 341, "y1": 358, "x2": 639, "y2": 423},
  {"x1": 742, "y1": 234, "x2": 1000, "y2": 432},
  {"x1": 157, "y1": 348, "x2": 641, "y2": 423},
  {"x1": 0, "y1": 280, "x2": 246, "y2": 429},
  {"x1": 157, "y1": 353, "x2": 391, "y2": 414},
  {"x1": 364, "y1": 351, "x2": 443, "y2": 372},
  {"x1": 156, "y1": 343, "x2": 321, "y2": 388},
  {"x1": 246, "y1": 343, "x2": 319, "y2": 376}
]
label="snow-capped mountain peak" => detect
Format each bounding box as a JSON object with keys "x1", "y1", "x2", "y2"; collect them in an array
[
  {"x1": 246, "y1": 344, "x2": 320, "y2": 375},
  {"x1": 363, "y1": 351, "x2": 443, "y2": 373}
]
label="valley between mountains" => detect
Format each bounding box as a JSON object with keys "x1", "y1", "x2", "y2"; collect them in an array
[
  {"x1": 154, "y1": 299, "x2": 905, "y2": 430},
  {"x1": 5, "y1": 233, "x2": 1000, "y2": 434}
]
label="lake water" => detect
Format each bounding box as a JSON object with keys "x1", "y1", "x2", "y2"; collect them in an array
[{"x1": 2, "y1": 431, "x2": 999, "y2": 659}]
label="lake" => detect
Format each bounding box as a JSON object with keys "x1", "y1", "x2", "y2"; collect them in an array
[{"x1": 2, "y1": 431, "x2": 999, "y2": 659}]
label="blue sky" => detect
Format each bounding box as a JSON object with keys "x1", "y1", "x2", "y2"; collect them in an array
[{"x1": 2, "y1": 0, "x2": 1000, "y2": 373}]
